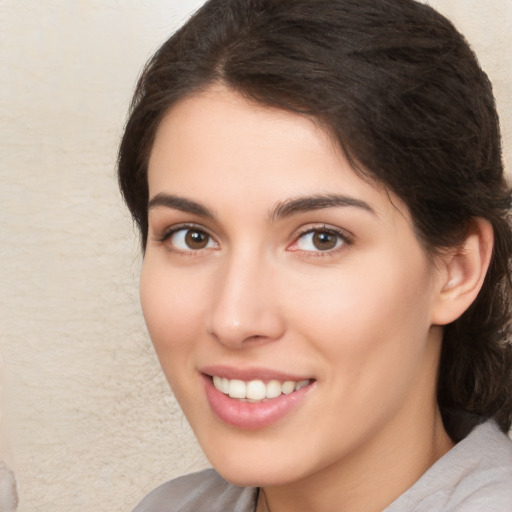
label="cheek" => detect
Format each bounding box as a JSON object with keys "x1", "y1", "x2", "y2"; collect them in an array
[
  {"x1": 282, "y1": 251, "x2": 435, "y2": 381},
  {"x1": 293, "y1": 264, "x2": 429, "y2": 331},
  {"x1": 139, "y1": 259, "x2": 206, "y2": 359},
  {"x1": 289, "y1": 270, "x2": 436, "y2": 440}
]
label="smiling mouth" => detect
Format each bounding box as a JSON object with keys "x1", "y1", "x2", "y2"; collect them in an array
[{"x1": 211, "y1": 376, "x2": 312, "y2": 403}]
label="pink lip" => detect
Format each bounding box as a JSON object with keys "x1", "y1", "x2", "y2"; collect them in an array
[
  {"x1": 200, "y1": 365, "x2": 311, "y2": 382},
  {"x1": 201, "y1": 371, "x2": 315, "y2": 430}
]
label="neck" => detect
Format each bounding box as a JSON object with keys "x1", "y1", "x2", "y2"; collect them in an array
[{"x1": 257, "y1": 405, "x2": 453, "y2": 512}]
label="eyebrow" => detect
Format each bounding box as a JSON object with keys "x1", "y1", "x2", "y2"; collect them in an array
[
  {"x1": 147, "y1": 192, "x2": 376, "y2": 221},
  {"x1": 269, "y1": 193, "x2": 377, "y2": 222},
  {"x1": 147, "y1": 193, "x2": 215, "y2": 218}
]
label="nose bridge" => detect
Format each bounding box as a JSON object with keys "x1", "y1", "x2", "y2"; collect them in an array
[{"x1": 207, "y1": 245, "x2": 283, "y2": 347}]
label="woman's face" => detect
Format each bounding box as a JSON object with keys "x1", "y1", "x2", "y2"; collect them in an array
[{"x1": 141, "y1": 86, "x2": 446, "y2": 487}]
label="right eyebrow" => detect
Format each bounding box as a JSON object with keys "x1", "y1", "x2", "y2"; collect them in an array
[
  {"x1": 147, "y1": 193, "x2": 215, "y2": 218},
  {"x1": 269, "y1": 193, "x2": 377, "y2": 222}
]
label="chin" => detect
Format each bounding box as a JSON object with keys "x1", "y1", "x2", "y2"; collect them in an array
[
  {"x1": 213, "y1": 462, "x2": 301, "y2": 488},
  {"x1": 200, "y1": 439, "x2": 316, "y2": 488}
]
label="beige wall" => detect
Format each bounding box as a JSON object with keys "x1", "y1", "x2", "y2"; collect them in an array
[{"x1": 0, "y1": 1, "x2": 510, "y2": 511}]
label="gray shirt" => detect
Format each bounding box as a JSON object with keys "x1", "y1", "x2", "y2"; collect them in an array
[{"x1": 133, "y1": 421, "x2": 512, "y2": 511}]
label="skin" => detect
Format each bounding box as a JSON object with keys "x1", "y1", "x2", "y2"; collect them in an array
[{"x1": 141, "y1": 85, "x2": 458, "y2": 512}]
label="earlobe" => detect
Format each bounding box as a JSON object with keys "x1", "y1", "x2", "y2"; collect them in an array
[{"x1": 431, "y1": 218, "x2": 494, "y2": 326}]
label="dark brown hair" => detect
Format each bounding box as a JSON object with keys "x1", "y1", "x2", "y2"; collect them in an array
[{"x1": 118, "y1": 0, "x2": 512, "y2": 438}]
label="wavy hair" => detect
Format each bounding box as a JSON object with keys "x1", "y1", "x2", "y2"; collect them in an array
[{"x1": 118, "y1": 0, "x2": 512, "y2": 437}]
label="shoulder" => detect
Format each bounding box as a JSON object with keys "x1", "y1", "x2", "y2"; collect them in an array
[
  {"x1": 385, "y1": 421, "x2": 512, "y2": 512},
  {"x1": 132, "y1": 468, "x2": 257, "y2": 512},
  {"x1": 447, "y1": 422, "x2": 512, "y2": 511}
]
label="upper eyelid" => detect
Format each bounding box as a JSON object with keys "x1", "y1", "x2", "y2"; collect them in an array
[
  {"x1": 157, "y1": 222, "x2": 215, "y2": 242},
  {"x1": 293, "y1": 223, "x2": 353, "y2": 241},
  {"x1": 156, "y1": 224, "x2": 220, "y2": 255},
  {"x1": 289, "y1": 225, "x2": 354, "y2": 254},
  {"x1": 153, "y1": 221, "x2": 353, "y2": 249}
]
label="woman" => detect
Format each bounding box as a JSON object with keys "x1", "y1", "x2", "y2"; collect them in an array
[{"x1": 118, "y1": 0, "x2": 512, "y2": 510}]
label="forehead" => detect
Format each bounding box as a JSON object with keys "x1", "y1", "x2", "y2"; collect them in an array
[
  {"x1": 147, "y1": 86, "x2": 406, "y2": 222},
  {"x1": 149, "y1": 86, "x2": 340, "y2": 181}
]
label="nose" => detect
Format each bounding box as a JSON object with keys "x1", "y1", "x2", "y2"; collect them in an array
[{"x1": 206, "y1": 251, "x2": 285, "y2": 348}]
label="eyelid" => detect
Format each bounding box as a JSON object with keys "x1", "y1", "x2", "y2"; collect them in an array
[
  {"x1": 288, "y1": 224, "x2": 353, "y2": 255},
  {"x1": 156, "y1": 222, "x2": 219, "y2": 252}
]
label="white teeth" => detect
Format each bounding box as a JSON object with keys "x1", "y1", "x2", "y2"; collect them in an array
[
  {"x1": 221, "y1": 377, "x2": 230, "y2": 394},
  {"x1": 295, "y1": 379, "x2": 309, "y2": 391},
  {"x1": 213, "y1": 376, "x2": 231, "y2": 395},
  {"x1": 265, "y1": 380, "x2": 282, "y2": 399},
  {"x1": 246, "y1": 380, "x2": 266, "y2": 400},
  {"x1": 213, "y1": 377, "x2": 310, "y2": 401},
  {"x1": 281, "y1": 381, "x2": 296, "y2": 394},
  {"x1": 228, "y1": 379, "x2": 246, "y2": 399}
]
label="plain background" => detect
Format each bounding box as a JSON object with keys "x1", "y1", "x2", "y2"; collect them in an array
[{"x1": 0, "y1": 1, "x2": 510, "y2": 511}]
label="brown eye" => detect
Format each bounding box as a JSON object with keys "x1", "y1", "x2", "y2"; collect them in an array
[
  {"x1": 168, "y1": 227, "x2": 217, "y2": 251},
  {"x1": 185, "y1": 229, "x2": 209, "y2": 249},
  {"x1": 312, "y1": 231, "x2": 338, "y2": 250},
  {"x1": 295, "y1": 228, "x2": 346, "y2": 252}
]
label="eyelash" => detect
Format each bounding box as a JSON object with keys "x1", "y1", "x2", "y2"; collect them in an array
[
  {"x1": 157, "y1": 223, "x2": 218, "y2": 254},
  {"x1": 156, "y1": 223, "x2": 352, "y2": 256},
  {"x1": 290, "y1": 225, "x2": 353, "y2": 257}
]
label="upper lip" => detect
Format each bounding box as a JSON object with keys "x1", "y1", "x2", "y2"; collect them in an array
[{"x1": 200, "y1": 365, "x2": 313, "y2": 382}]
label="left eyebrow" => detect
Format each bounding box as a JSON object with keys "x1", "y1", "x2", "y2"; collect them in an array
[
  {"x1": 269, "y1": 193, "x2": 377, "y2": 222},
  {"x1": 147, "y1": 193, "x2": 215, "y2": 218}
]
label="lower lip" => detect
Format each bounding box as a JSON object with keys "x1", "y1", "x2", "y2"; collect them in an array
[{"x1": 203, "y1": 375, "x2": 314, "y2": 430}]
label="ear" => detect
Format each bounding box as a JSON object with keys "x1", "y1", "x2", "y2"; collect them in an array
[{"x1": 431, "y1": 218, "x2": 494, "y2": 326}]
